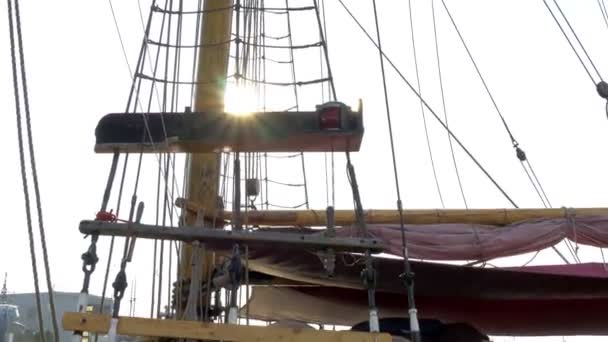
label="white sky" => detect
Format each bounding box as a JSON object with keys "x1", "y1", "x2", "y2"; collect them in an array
[{"x1": 1, "y1": 0, "x2": 608, "y2": 341}]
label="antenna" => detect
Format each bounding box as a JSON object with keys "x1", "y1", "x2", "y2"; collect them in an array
[{"x1": 0, "y1": 273, "x2": 8, "y2": 304}]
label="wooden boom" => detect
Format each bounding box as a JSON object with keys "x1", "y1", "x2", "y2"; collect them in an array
[
  {"x1": 175, "y1": 198, "x2": 608, "y2": 226},
  {"x1": 63, "y1": 313, "x2": 391, "y2": 342}
]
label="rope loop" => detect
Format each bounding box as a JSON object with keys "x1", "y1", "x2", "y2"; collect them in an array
[{"x1": 564, "y1": 207, "x2": 579, "y2": 252}]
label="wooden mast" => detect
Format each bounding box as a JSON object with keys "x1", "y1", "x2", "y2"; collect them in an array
[{"x1": 180, "y1": 0, "x2": 233, "y2": 310}]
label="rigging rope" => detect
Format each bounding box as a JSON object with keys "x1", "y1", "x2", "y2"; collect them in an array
[
  {"x1": 91, "y1": 154, "x2": 121, "y2": 342},
  {"x1": 598, "y1": 0, "x2": 608, "y2": 31},
  {"x1": 439, "y1": 0, "x2": 545, "y2": 205},
  {"x1": 371, "y1": 1, "x2": 420, "y2": 340},
  {"x1": 431, "y1": 0, "x2": 468, "y2": 208},
  {"x1": 314, "y1": 0, "x2": 337, "y2": 208},
  {"x1": 439, "y1": 0, "x2": 547, "y2": 208},
  {"x1": 100, "y1": 7, "x2": 181, "y2": 321},
  {"x1": 542, "y1": 0, "x2": 608, "y2": 119},
  {"x1": 7, "y1": 0, "x2": 62, "y2": 339},
  {"x1": 440, "y1": 0, "x2": 518, "y2": 146},
  {"x1": 97, "y1": 0, "x2": 215, "y2": 324},
  {"x1": 313, "y1": 0, "x2": 336, "y2": 100},
  {"x1": 318, "y1": 0, "x2": 333, "y2": 208},
  {"x1": 152, "y1": 4, "x2": 234, "y2": 14},
  {"x1": 156, "y1": 154, "x2": 171, "y2": 317},
  {"x1": 551, "y1": 0, "x2": 604, "y2": 83},
  {"x1": 150, "y1": 153, "x2": 162, "y2": 318},
  {"x1": 430, "y1": 1, "x2": 553, "y2": 212},
  {"x1": 99, "y1": 0, "x2": 163, "y2": 328},
  {"x1": 98, "y1": 0, "x2": 182, "y2": 323},
  {"x1": 285, "y1": 0, "x2": 310, "y2": 209},
  {"x1": 189, "y1": 0, "x2": 204, "y2": 109},
  {"x1": 337, "y1": 0, "x2": 518, "y2": 208},
  {"x1": 436, "y1": 2, "x2": 579, "y2": 263},
  {"x1": 111, "y1": 0, "x2": 184, "y2": 203},
  {"x1": 108, "y1": 0, "x2": 133, "y2": 77},
  {"x1": 408, "y1": 0, "x2": 445, "y2": 208},
  {"x1": 11, "y1": 8, "x2": 60, "y2": 338},
  {"x1": 136, "y1": 0, "x2": 163, "y2": 112},
  {"x1": 439, "y1": 1, "x2": 572, "y2": 264},
  {"x1": 440, "y1": 3, "x2": 584, "y2": 265},
  {"x1": 98, "y1": 155, "x2": 128, "y2": 315},
  {"x1": 227, "y1": 0, "x2": 315, "y2": 213},
  {"x1": 6, "y1": 0, "x2": 47, "y2": 339}
]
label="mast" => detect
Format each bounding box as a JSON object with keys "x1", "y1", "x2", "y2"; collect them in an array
[{"x1": 180, "y1": 0, "x2": 233, "y2": 312}]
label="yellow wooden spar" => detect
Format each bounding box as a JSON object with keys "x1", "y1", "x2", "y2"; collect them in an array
[
  {"x1": 63, "y1": 312, "x2": 392, "y2": 342},
  {"x1": 175, "y1": 197, "x2": 608, "y2": 226}
]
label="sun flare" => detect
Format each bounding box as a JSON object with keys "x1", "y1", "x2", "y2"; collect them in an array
[{"x1": 224, "y1": 85, "x2": 258, "y2": 116}]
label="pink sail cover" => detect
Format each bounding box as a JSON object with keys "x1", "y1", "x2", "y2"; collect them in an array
[{"x1": 336, "y1": 215, "x2": 608, "y2": 260}]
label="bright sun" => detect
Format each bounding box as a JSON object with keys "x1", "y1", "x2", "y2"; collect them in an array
[{"x1": 224, "y1": 85, "x2": 258, "y2": 116}]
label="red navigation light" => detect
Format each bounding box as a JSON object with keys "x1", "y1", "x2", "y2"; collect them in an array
[{"x1": 319, "y1": 105, "x2": 342, "y2": 130}]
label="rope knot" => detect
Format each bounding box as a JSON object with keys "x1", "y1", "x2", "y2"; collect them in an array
[
  {"x1": 563, "y1": 206, "x2": 580, "y2": 255},
  {"x1": 563, "y1": 206, "x2": 577, "y2": 225},
  {"x1": 96, "y1": 210, "x2": 117, "y2": 222}
]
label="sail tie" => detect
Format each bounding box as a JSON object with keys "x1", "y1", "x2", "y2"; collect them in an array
[{"x1": 564, "y1": 207, "x2": 580, "y2": 260}]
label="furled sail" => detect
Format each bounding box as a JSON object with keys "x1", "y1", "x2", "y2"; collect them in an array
[{"x1": 337, "y1": 215, "x2": 608, "y2": 260}]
